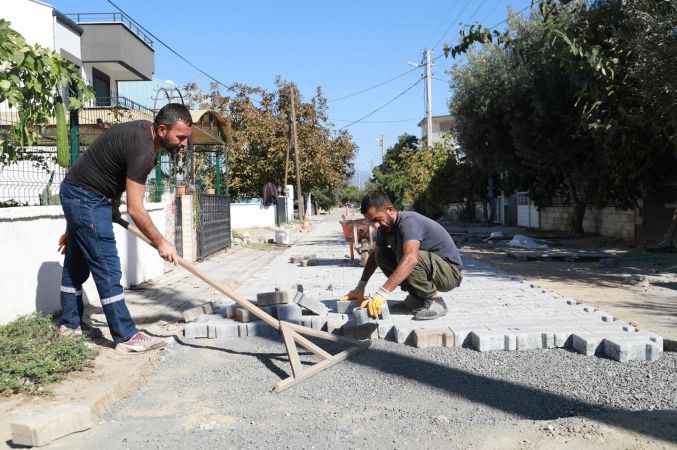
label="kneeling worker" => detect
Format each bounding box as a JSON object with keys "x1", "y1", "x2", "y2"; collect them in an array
[{"x1": 341, "y1": 192, "x2": 463, "y2": 320}]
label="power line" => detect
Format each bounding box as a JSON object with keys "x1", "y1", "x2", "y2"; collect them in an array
[
  {"x1": 431, "y1": 2, "x2": 532, "y2": 63},
  {"x1": 338, "y1": 78, "x2": 424, "y2": 130},
  {"x1": 431, "y1": 0, "x2": 473, "y2": 52},
  {"x1": 331, "y1": 118, "x2": 420, "y2": 123},
  {"x1": 105, "y1": 0, "x2": 259, "y2": 105},
  {"x1": 328, "y1": 66, "x2": 420, "y2": 103}
]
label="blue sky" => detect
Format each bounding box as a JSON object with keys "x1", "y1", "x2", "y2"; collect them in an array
[{"x1": 49, "y1": 0, "x2": 531, "y2": 176}]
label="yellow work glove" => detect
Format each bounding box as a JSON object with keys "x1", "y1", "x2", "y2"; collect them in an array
[
  {"x1": 58, "y1": 233, "x2": 67, "y2": 255},
  {"x1": 360, "y1": 286, "x2": 391, "y2": 318},
  {"x1": 339, "y1": 280, "x2": 367, "y2": 302}
]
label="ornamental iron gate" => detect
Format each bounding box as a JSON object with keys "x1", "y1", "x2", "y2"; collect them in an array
[{"x1": 196, "y1": 193, "x2": 231, "y2": 259}]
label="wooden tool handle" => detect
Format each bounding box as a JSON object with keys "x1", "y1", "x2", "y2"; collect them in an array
[{"x1": 116, "y1": 218, "x2": 280, "y2": 329}]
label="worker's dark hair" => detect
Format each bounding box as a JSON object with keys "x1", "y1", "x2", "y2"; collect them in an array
[
  {"x1": 154, "y1": 103, "x2": 193, "y2": 129},
  {"x1": 360, "y1": 191, "x2": 393, "y2": 214}
]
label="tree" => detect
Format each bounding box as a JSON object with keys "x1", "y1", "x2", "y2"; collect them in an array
[
  {"x1": 445, "y1": 0, "x2": 677, "y2": 233},
  {"x1": 184, "y1": 79, "x2": 357, "y2": 198},
  {"x1": 0, "y1": 19, "x2": 91, "y2": 160}
]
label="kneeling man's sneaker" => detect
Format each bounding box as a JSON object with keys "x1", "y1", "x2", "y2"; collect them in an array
[
  {"x1": 413, "y1": 297, "x2": 448, "y2": 320},
  {"x1": 115, "y1": 332, "x2": 168, "y2": 354}
]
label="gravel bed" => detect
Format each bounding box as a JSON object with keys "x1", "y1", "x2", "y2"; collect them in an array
[{"x1": 56, "y1": 335, "x2": 677, "y2": 449}]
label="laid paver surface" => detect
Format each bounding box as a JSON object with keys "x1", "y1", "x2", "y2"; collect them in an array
[{"x1": 217, "y1": 211, "x2": 663, "y2": 362}]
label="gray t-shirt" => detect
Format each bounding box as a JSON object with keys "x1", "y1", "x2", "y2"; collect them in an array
[{"x1": 376, "y1": 211, "x2": 463, "y2": 268}]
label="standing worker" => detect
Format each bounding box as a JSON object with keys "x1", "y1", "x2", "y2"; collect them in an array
[
  {"x1": 57, "y1": 103, "x2": 193, "y2": 354},
  {"x1": 341, "y1": 192, "x2": 463, "y2": 320}
]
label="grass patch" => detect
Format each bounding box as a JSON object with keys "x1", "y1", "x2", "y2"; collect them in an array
[{"x1": 0, "y1": 313, "x2": 98, "y2": 395}]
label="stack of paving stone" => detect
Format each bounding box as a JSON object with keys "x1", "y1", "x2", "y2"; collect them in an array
[{"x1": 182, "y1": 284, "x2": 334, "y2": 339}]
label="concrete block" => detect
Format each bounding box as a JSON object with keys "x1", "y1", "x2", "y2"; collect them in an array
[
  {"x1": 299, "y1": 317, "x2": 313, "y2": 328},
  {"x1": 299, "y1": 258, "x2": 320, "y2": 267},
  {"x1": 412, "y1": 328, "x2": 455, "y2": 348},
  {"x1": 184, "y1": 322, "x2": 208, "y2": 338},
  {"x1": 223, "y1": 304, "x2": 237, "y2": 319},
  {"x1": 336, "y1": 300, "x2": 360, "y2": 314},
  {"x1": 449, "y1": 328, "x2": 473, "y2": 348},
  {"x1": 237, "y1": 323, "x2": 248, "y2": 337},
  {"x1": 246, "y1": 320, "x2": 279, "y2": 338},
  {"x1": 470, "y1": 330, "x2": 514, "y2": 352},
  {"x1": 377, "y1": 320, "x2": 395, "y2": 339},
  {"x1": 352, "y1": 307, "x2": 374, "y2": 326},
  {"x1": 272, "y1": 303, "x2": 303, "y2": 323},
  {"x1": 296, "y1": 293, "x2": 330, "y2": 315},
  {"x1": 542, "y1": 332, "x2": 556, "y2": 349},
  {"x1": 256, "y1": 285, "x2": 301, "y2": 306},
  {"x1": 182, "y1": 302, "x2": 214, "y2": 322},
  {"x1": 236, "y1": 308, "x2": 254, "y2": 323},
  {"x1": 213, "y1": 321, "x2": 239, "y2": 338},
  {"x1": 571, "y1": 333, "x2": 605, "y2": 356},
  {"x1": 11, "y1": 405, "x2": 92, "y2": 447},
  {"x1": 516, "y1": 332, "x2": 543, "y2": 350},
  {"x1": 290, "y1": 254, "x2": 316, "y2": 263},
  {"x1": 342, "y1": 322, "x2": 377, "y2": 340},
  {"x1": 394, "y1": 325, "x2": 412, "y2": 344},
  {"x1": 326, "y1": 315, "x2": 348, "y2": 334},
  {"x1": 310, "y1": 316, "x2": 328, "y2": 330},
  {"x1": 604, "y1": 339, "x2": 663, "y2": 362}
]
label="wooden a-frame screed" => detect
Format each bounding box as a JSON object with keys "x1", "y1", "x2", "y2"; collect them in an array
[{"x1": 119, "y1": 220, "x2": 370, "y2": 392}]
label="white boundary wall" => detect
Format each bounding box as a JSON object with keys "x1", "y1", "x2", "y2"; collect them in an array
[
  {"x1": 230, "y1": 202, "x2": 276, "y2": 229},
  {"x1": 0, "y1": 203, "x2": 167, "y2": 324}
]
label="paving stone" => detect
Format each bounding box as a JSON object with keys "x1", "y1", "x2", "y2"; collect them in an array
[
  {"x1": 299, "y1": 258, "x2": 320, "y2": 267},
  {"x1": 289, "y1": 254, "x2": 317, "y2": 263},
  {"x1": 236, "y1": 308, "x2": 254, "y2": 323},
  {"x1": 182, "y1": 301, "x2": 214, "y2": 322},
  {"x1": 377, "y1": 320, "x2": 395, "y2": 339},
  {"x1": 515, "y1": 331, "x2": 543, "y2": 350},
  {"x1": 326, "y1": 315, "x2": 348, "y2": 334},
  {"x1": 256, "y1": 285, "x2": 301, "y2": 306},
  {"x1": 296, "y1": 293, "x2": 330, "y2": 315},
  {"x1": 11, "y1": 405, "x2": 92, "y2": 447},
  {"x1": 311, "y1": 316, "x2": 328, "y2": 330},
  {"x1": 336, "y1": 299, "x2": 360, "y2": 314},
  {"x1": 604, "y1": 339, "x2": 662, "y2": 362},
  {"x1": 213, "y1": 321, "x2": 239, "y2": 338},
  {"x1": 247, "y1": 320, "x2": 280, "y2": 338},
  {"x1": 572, "y1": 333, "x2": 606, "y2": 356},
  {"x1": 222, "y1": 304, "x2": 237, "y2": 319},
  {"x1": 342, "y1": 322, "x2": 377, "y2": 340},
  {"x1": 470, "y1": 330, "x2": 515, "y2": 352},
  {"x1": 394, "y1": 325, "x2": 412, "y2": 344},
  {"x1": 412, "y1": 328, "x2": 455, "y2": 348},
  {"x1": 184, "y1": 322, "x2": 208, "y2": 338},
  {"x1": 271, "y1": 303, "x2": 302, "y2": 323}
]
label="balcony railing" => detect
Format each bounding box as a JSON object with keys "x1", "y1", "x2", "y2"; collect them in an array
[{"x1": 65, "y1": 12, "x2": 153, "y2": 48}]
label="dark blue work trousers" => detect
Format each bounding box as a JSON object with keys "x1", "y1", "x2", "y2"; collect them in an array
[{"x1": 59, "y1": 181, "x2": 137, "y2": 343}]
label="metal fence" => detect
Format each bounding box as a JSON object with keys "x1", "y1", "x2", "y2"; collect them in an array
[
  {"x1": 196, "y1": 193, "x2": 231, "y2": 259},
  {"x1": 0, "y1": 147, "x2": 65, "y2": 206}
]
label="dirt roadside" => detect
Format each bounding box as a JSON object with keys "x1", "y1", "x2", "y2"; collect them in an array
[{"x1": 459, "y1": 233, "x2": 677, "y2": 345}]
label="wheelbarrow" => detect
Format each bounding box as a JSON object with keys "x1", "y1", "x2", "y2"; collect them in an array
[{"x1": 339, "y1": 217, "x2": 376, "y2": 265}]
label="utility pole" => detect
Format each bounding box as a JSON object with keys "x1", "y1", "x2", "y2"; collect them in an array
[
  {"x1": 289, "y1": 84, "x2": 304, "y2": 219},
  {"x1": 424, "y1": 49, "x2": 433, "y2": 148},
  {"x1": 379, "y1": 134, "x2": 385, "y2": 162}
]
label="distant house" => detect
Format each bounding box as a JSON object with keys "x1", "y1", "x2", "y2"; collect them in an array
[{"x1": 417, "y1": 114, "x2": 455, "y2": 146}]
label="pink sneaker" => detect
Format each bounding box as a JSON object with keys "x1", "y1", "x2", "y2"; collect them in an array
[
  {"x1": 59, "y1": 323, "x2": 103, "y2": 338},
  {"x1": 115, "y1": 332, "x2": 168, "y2": 354}
]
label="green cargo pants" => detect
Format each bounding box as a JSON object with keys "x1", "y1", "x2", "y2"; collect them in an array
[{"x1": 375, "y1": 247, "x2": 462, "y2": 303}]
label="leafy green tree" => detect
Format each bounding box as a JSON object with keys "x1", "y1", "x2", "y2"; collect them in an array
[
  {"x1": 446, "y1": 0, "x2": 677, "y2": 233},
  {"x1": 0, "y1": 19, "x2": 92, "y2": 160}
]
